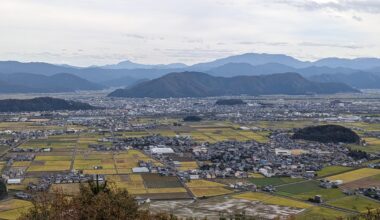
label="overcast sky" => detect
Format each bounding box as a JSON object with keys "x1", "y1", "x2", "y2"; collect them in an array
[{"x1": 0, "y1": 0, "x2": 379, "y2": 66}]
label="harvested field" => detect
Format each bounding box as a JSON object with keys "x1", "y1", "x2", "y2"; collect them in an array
[
  {"x1": 340, "y1": 174, "x2": 380, "y2": 190},
  {"x1": 326, "y1": 168, "x2": 380, "y2": 183},
  {"x1": 186, "y1": 180, "x2": 232, "y2": 197},
  {"x1": 142, "y1": 174, "x2": 183, "y2": 188}
]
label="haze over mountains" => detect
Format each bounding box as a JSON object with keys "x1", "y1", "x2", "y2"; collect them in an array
[{"x1": 1, "y1": 53, "x2": 380, "y2": 94}]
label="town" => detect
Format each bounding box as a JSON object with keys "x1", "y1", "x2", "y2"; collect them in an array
[{"x1": 0, "y1": 92, "x2": 379, "y2": 219}]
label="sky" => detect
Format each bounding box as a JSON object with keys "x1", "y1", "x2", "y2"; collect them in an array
[{"x1": 0, "y1": 0, "x2": 379, "y2": 67}]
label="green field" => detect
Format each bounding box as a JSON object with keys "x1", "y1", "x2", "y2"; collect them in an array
[
  {"x1": 316, "y1": 166, "x2": 354, "y2": 178},
  {"x1": 327, "y1": 196, "x2": 380, "y2": 212},
  {"x1": 276, "y1": 180, "x2": 346, "y2": 201},
  {"x1": 296, "y1": 206, "x2": 349, "y2": 220},
  {"x1": 249, "y1": 177, "x2": 303, "y2": 187}
]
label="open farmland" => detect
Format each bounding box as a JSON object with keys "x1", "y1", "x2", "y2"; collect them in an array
[
  {"x1": 340, "y1": 174, "x2": 380, "y2": 190},
  {"x1": 249, "y1": 177, "x2": 303, "y2": 187},
  {"x1": 326, "y1": 168, "x2": 380, "y2": 183},
  {"x1": 186, "y1": 180, "x2": 232, "y2": 197},
  {"x1": 327, "y1": 196, "x2": 380, "y2": 213},
  {"x1": 233, "y1": 192, "x2": 313, "y2": 209},
  {"x1": 106, "y1": 174, "x2": 190, "y2": 199},
  {"x1": 295, "y1": 206, "x2": 349, "y2": 220},
  {"x1": 0, "y1": 199, "x2": 33, "y2": 220},
  {"x1": 316, "y1": 166, "x2": 354, "y2": 178},
  {"x1": 276, "y1": 180, "x2": 346, "y2": 202}
]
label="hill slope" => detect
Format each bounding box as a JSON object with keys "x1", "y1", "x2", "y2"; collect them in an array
[
  {"x1": 108, "y1": 72, "x2": 359, "y2": 98},
  {"x1": 0, "y1": 97, "x2": 97, "y2": 112}
]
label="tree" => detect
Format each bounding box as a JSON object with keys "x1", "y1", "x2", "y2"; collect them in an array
[
  {"x1": 0, "y1": 178, "x2": 7, "y2": 199},
  {"x1": 18, "y1": 178, "x2": 175, "y2": 220}
]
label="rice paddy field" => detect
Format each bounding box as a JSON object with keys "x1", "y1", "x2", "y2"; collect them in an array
[
  {"x1": 326, "y1": 168, "x2": 380, "y2": 183},
  {"x1": 249, "y1": 177, "x2": 303, "y2": 187},
  {"x1": 316, "y1": 166, "x2": 354, "y2": 178},
  {"x1": 275, "y1": 180, "x2": 346, "y2": 202},
  {"x1": 106, "y1": 174, "x2": 190, "y2": 198},
  {"x1": 186, "y1": 179, "x2": 233, "y2": 197},
  {"x1": 0, "y1": 199, "x2": 32, "y2": 220}
]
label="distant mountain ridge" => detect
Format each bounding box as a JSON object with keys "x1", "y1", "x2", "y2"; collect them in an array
[
  {"x1": 0, "y1": 73, "x2": 104, "y2": 93},
  {"x1": 309, "y1": 72, "x2": 380, "y2": 89},
  {"x1": 0, "y1": 97, "x2": 97, "y2": 112},
  {"x1": 108, "y1": 72, "x2": 359, "y2": 98},
  {"x1": 101, "y1": 60, "x2": 187, "y2": 69},
  {"x1": 1, "y1": 53, "x2": 380, "y2": 92}
]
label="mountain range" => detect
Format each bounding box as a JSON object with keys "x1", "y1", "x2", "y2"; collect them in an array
[
  {"x1": 1, "y1": 53, "x2": 380, "y2": 93},
  {"x1": 0, "y1": 73, "x2": 103, "y2": 93},
  {"x1": 108, "y1": 72, "x2": 358, "y2": 98}
]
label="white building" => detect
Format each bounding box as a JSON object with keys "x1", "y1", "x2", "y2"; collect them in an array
[
  {"x1": 7, "y1": 178, "x2": 22, "y2": 184},
  {"x1": 275, "y1": 148, "x2": 291, "y2": 156},
  {"x1": 132, "y1": 167, "x2": 149, "y2": 173},
  {"x1": 150, "y1": 147, "x2": 174, "y2": 154}
]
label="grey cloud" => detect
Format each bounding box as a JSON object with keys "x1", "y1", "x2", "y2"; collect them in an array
[
  {"x1": 352, "y1": 15, "x2": 363, "y2": 21},
  {"x1": 238, "y1": 41, "x2": 288, "y2": 46},
  {"x1": 124, "y1": 33, "x2": 146, "y2": 39},
  {"x1": 299, "y1": 42, "x2": 364, "y2": 49},
  {"x1": 275, "y1": 0, "x2": 380, "y2": 14}
]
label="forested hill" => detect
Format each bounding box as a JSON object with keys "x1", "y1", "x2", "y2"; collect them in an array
[
  {"x1": 0, "y1": 97, "x2": 97, "y2": 112},
  {"x1": 108, "y1": 72, "x2": 359, "y2": 98},
  {"x1": 292, "y1": 125, "x2": 361, "y2": 144}
]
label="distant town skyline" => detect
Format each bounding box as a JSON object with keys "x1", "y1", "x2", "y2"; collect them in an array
[{"x1": 1, "y1": 0, "x2": 380, "y2": 66}]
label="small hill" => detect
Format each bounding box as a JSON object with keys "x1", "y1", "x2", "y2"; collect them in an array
[
  {"x1": 108, "y1": 72, "x2": 359, "y2": 98},
  {"x1": 215, "y1": 99, "x2": 247, "y2": 106},
  {"x1": 292, "y1": 125, "x2": 360, "y2": 144},
  {"x1": 0, "y1": 97, "x2": 97, "y2": 112}
]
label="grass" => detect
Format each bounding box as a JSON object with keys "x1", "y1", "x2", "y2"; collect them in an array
[
  {"x1": 249, "y1": 177, "x2": 303, "y2": 187},
  {"x1": 316, "y1": 166, "x2": 354, "y2": 177},
  {"x1": 327, "y1": 168, "x2": 380, "y2": 183},
  {"x1": 234, "y1": 192, "x2": 313, "y2": 209},
  {"x1": 275, "y1": 180, "x2": 346, "y2": 201},
  {"x1": 276, "y1": 180, "x2": 320, "y2": 195},
  {"x1": 296, "y1": 206, "x2": 348, "y2": 220},
  {"x1": 327, "y1": 196, "x2": 380, "y2": 212}
]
